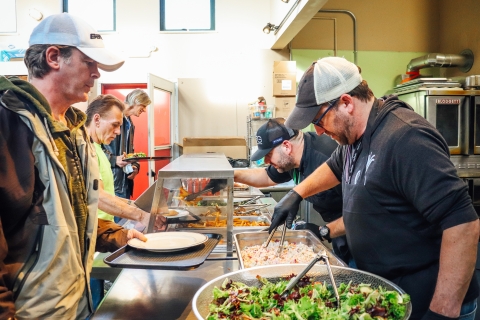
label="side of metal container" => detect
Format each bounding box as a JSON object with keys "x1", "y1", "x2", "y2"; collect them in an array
[
  {"x1": 146, "y1": 153, "x2": 235, "y2": 253},
  {"x1": 234, "y1": 230, "x2": 346, "y2": 268}
]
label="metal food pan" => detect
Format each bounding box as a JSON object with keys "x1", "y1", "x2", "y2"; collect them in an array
[
  {"x1": 182, "y1": 205, "x2": 270, "y2": 219},
  {"x1": 234, "y1": 230, "x2": 346, "y2": 269}
]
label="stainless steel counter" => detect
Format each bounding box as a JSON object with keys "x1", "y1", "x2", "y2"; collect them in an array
[{"x1": 92, "y1": 259, "x2": 239, "y2": 320}]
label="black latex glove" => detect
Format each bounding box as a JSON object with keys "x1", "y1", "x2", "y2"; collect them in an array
[
  {"x1": 421, "y1": 309, "x2": 458, "y2": 320},
  {"x1": 268, "y1": 189, "x2": 303, "y2": 233},
  {"x1": 204, "y1": 179, "x2": 228, "y2": 194}
]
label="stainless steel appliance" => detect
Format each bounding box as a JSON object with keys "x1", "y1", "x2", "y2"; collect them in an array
[{"x1": 396, "y1": 81, "x2": 480, "y2": 178}]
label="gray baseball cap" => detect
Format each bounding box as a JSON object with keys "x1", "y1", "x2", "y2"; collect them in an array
[
  {"x1": 286, "y1": 57, "x2": 362, "y2": 129},
  {"x1": 29, "y1": 13, "x2": 124, "y2": 72}
]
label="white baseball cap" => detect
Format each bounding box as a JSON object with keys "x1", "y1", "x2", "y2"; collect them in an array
[
  {"x1": 29, "y1": 13, "x2": 124, "y2": 72},
  {"x1": 285, "y1": 57, "x2": 362, "y2": 129}
]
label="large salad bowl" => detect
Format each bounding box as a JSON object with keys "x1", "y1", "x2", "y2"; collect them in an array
[{"x1": 192, "y1": 264, "x2": 411, "y2": 319}]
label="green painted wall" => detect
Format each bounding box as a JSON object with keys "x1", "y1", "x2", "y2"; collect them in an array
[
  {"x1": 292, "y1": 49, "x2": 440, "y2": 96},
  {"x1": 291, "y1": 49, "x2": 441, "y2": 132}
]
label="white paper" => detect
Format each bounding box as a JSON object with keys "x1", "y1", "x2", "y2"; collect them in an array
[{"x1": 281, "y1": 80, "x2": 292, "y2": 90}]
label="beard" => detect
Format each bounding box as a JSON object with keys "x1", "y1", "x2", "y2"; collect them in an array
[
  {"x1": 324, "y1": 109, "x2": 355, "y2": 145},
  {"x1": 273, "y1": 150, "x2": 296, "y2": 173}
]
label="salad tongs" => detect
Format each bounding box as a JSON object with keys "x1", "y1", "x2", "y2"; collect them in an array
[{"x1": 280, "y1": 250, "x2": 340, "y2": 307}]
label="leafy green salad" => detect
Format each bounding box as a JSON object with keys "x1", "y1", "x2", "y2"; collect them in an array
[{"x1": 207, "y1": 275, "x2": 410, "y2": 320}]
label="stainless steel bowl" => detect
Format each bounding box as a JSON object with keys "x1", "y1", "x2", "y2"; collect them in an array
[{"x1": 192, "y1": 264, "x2": 411, "y2": 320}]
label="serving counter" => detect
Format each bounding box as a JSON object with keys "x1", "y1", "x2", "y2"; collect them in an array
[{"x1": 92, "y1": 259, "x2": 240, "y2": 320}]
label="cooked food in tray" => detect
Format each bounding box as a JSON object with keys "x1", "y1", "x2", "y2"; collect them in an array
[
  {"x1": 241, "y1": 241, "x2": 317, "y2": 268},
  {"x1": 206, "y1": 275, "x2": 411, "y2": 320},
  {"x1": 187, "y1": 216, "x2": 269, "y2": 228},
  {"x1": 199, "y1": 205, "x2": 261, "y2": 217},
  {"x1": 163, "y1": 209, "x2": 179, "y2": 217},
  {"x1": 176, "y1": 187, "x2": 204, "y2": 206},
  {"x1": 125, "y1": 152, "x2": 146, "y2": 158}
]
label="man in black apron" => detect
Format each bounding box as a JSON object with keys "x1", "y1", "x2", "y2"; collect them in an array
[
  {"x1": 268, "y1": 57, "x2": 479, "y2": 319},
  {"x1": 233, "y1": 118, "x2": 353, "y2": 266}
]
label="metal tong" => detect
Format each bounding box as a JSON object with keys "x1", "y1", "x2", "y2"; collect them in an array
[
  {"x1": 235, "y1": 195, "x2": 262, "y2": 206},
  {"x1": 234, "y1": 203, "x2": 270, "y2": 215},
  {"x1": 262, "y1": 221, "x2": 287, "y2": 257},
  {"x1": 280, "y1": 250, "x2": 340, "y2": 306},
  {"x1": 184, "y1": 187, "x2": 214, "y2": 201}
]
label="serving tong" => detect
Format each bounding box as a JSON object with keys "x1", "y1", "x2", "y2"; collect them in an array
[
  {"x1": 262, "y1": 221, "x2": 287, "y2": 257},
  {"x1": 234, "y1": 203, "x2": 270, "y2": 215},
  {"x1": 280, "y1": 250, "x2": 340, "y2": 307},
  {"x1": 235, "y1": 195, "x2": 262, "y2": 206}
]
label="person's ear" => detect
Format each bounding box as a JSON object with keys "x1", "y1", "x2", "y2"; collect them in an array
[
  {"x1": 94, "y1": 114, "x2": 101, "y2": 127},
  {"x1": 341, "y1": 94, "x2": 354, "y2": 114},
  {"x1": 44, "y1": 46, "x2": 61, "y2": 71},
  {"x1": 283, "y1": 140, "x2": 293, "y2": 155}
]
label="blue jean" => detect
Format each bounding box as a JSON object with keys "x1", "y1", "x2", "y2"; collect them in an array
[{"x1": 459, "y1": 300, "x2": 477, "y2": 320}]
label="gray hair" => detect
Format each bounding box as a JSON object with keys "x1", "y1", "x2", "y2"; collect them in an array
[{"x1": 125, "y1": 89, "x2": 151, "y2": 107}]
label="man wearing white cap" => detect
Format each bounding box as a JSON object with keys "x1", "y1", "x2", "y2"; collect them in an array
[
  {"x1": 268, "y1": 57, "x2": 479, "y2": 319},
  {"x1": 0, "y1": 13, "x2": 145, "y2": 319}
]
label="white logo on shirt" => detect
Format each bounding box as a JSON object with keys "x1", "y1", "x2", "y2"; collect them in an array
[{"x1": 365, "y1": 152, "x2": 375, "y2": 185}]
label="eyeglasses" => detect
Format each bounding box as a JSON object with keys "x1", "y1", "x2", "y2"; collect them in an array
[{"x1": 311, "y1": 98, "x2": 339, "y2": 128}]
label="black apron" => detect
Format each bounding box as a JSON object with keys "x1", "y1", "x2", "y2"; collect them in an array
[{"x1": 342, "y1": 101, "x2": 440, "y2": 319}]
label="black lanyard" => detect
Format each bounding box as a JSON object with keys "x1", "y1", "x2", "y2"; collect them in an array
[{"x1": 345, "y1": 139, "x2": 363, "y2": 184}]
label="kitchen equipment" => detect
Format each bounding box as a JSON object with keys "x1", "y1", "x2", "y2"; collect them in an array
[
  {"x1": 192, "y1": 264, "x2": 412, "y2": 320},
  {"x1": 262, "y1": 226, "x2": 277, "y2": 248},
  {"x1": 184, "y1": 187, "x2": 214, "y2": 201},
  {"x1": 396, "y1": 87, "x2": 480, "y2": 177},
  {"x1": 235, "y1": 230, "x2": 346, "y2": 268},
  {"x1": 276, "y1": 221, "x2": 287, "y2": 256},
  {"x1": 465, "y1": 75, "x2": 480, "y2": 89}
]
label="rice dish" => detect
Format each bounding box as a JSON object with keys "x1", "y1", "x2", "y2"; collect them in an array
[{"x1": 241, "y1": 241, "x2": 317, "y2": 268}]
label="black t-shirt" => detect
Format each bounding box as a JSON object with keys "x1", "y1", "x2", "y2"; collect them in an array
[
  {"x1": 327, "y1": 95, "x2": 479, "y2": 310},
  {"x1": 266, "y1": 132, "x2": 343, "y2": 222}
]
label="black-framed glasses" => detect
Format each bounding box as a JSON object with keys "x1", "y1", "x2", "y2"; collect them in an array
[{"x1": 311, "y1": 98, "x2": 339, "y2": 127}]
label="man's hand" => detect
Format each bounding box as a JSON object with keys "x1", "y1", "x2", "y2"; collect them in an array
[
  {"x1": 205, "y1": 179, "x2": 228, "y2": 194},
  {"x1": 126, "y1": 229, "x2": 147, "y2": 242},
  {"x1": 137, "y1": 208, "x2": 167, "y2": 231},
  {"x1": 269, "y1": 189, "x2": 303, "y2": 233},
  {"x1": 116, "y1": 152, "x2": 129, "y2": 168},
  {"x1": 127, "y1": 166, "x2": 139, "y2": 180}
]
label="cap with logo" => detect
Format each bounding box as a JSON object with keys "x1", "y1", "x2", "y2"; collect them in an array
[
  {"x1": 29, "y1": 13, "x2": 124, "y2": 72},
  {"x1": 285, "y1": 57, "x2": 362, "y2": 129},
  {"x1": 250, "y1": 118, "x2": 297, "y2": 161}
]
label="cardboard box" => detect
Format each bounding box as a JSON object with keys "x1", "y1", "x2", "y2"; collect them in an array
[
  {"x1": 273, "y1": 61, "x2": 297, "y2": 96},
  {"x1": 182, "y1": 137, "x2": 247, "y2": 159},
  {"x1": 275, "y1": 97, "x2": 296, "y2": 119}
]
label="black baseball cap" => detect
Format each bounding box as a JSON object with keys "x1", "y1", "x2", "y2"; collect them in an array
[{"x1": 250, "y1": 118, "x2": 297, "y2": 161}]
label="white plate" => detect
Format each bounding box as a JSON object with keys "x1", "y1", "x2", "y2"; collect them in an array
[
  {"x1": 163, "y1": 209, "x2": 189, "y2": 219},
  {"x1": 128, "y1": 232, "x2": 208, "y2": 252}
]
